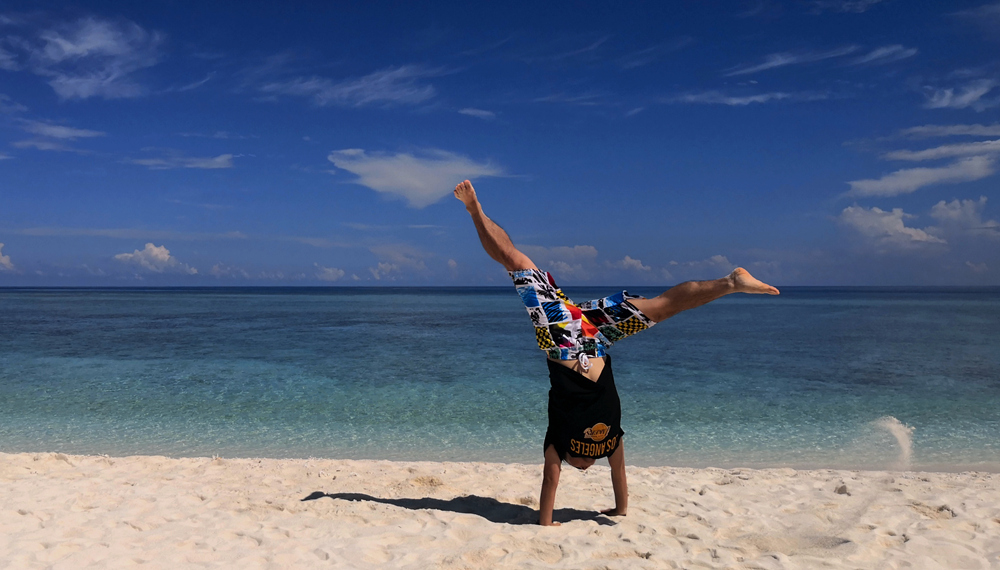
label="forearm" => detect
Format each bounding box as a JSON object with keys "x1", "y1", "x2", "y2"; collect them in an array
[
  {"x1": 607, "y1": 443, "x2": 628, "y2": 515},
  {"x1": 610, "y1": 464, "x2": 628, "y2": 514},
  {"x1": 539, "y1": 446, "x2": 561, "y2": 526},
  {"x1": 539, "y1": 474, "x2": 559, "y2": 525}
]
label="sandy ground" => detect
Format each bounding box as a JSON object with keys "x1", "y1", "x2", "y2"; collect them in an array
[{"x1": 1, "y1": 452, "x2": 999, "y2": 569}]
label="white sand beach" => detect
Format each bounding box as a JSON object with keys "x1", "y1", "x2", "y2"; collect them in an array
[{"x1": 2, "y1": 452, "x2": 998, "y2": 569}]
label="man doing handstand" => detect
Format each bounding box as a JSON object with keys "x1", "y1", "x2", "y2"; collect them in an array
[{"x1": 454, "y1": 180, "x2": 779, "y2": 526}]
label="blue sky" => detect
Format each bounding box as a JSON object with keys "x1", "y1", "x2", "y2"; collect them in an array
[{"x1": 1, "y1": 0, "x2": 999, "y2": 286}]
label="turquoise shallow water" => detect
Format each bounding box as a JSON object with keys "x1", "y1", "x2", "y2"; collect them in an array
[{"x1": 1, "y1": 287, "x2": 998, "y2": 471}]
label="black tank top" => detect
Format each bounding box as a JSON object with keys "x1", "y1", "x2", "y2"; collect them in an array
[{"x1": 543, "y1": 355, "x2": 624, "y2": 460}]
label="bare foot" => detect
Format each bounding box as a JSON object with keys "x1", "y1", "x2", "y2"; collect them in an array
[
  {"x1": 453, "y1": 179, "x2": 479, "y2": 209},
  {"x1": 600, "y1": 508, "x2": 626, "y2": 517},
  {"x1": 730, "y1": 267, "x2": 780, "y2": 295}
]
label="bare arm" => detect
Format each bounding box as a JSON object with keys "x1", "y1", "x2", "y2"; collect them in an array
[
  {"x1": 454, "y1": 180, "x2": 536, "y2": 271},
  {"x1": 539, "y1": 445, "x2": 562, "y2": 526},
  {"x1": 601, "y1": 442, "x2": 628, "y2": 516}
]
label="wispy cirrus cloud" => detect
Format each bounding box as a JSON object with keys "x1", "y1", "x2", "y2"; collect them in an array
[
  {"x1": 808, "y1": 0, "x2": 888, "y2": 13},
  {"x1": 458, "y1": 108, "x2": 496, "y2": 119},
  {"x1": 126, "y1": 153, "x2": 236, "y2": 170},
  {"x1": 882, "y1": 139, "x2": 1000, "y2": 161},
  {"x1": 177, "y1": 131, "x2": 257, "y2": 140},
  {"x1": 847, "y1": 156, "x2": 996, "y2": 197},
  {"x1": 0, "y1": 46, "x2": 17, "y2": 71},
  {"x1": 4, "y1": 16, "x2": 164, "y2": 99},
  {"x1": 12, "y1": 119, "x2": 105, "y2": 153},
  {"x1": 518, "y1": 36, "x2": 610, "y2": 64},
  {"x1": 0, "y1": 93, "x2": 27, "y2": 113},
  {"x1": 19, "y1": 119, "x2": 104, "y2": 139},
  {"x1": 850, "y1": 45, "x2": 917, "y2": 66},
  {"x1": 327, "y1": 148, "x2": 503, "y2": 208},
  {"x1": 950, "y1": 2, "x2": 1000, "y2": 27},
  {"x1": 616, "y1": 37, "x2": 694, "y2": 70},
  {"x1": 923, "y1": 79, "x2": 999, "y2": 111},
  {"x1": 723, "y1": 46, "x2": 858, "y2": 76},
  {"x1": 665, "y1": 90, "x2": 828, "y2": 106},
  {"x1": 897, "y1": 123, "x2": 1000, "y2": 139},
  {"x1": 533, "y1": 91, "x2": 606, "y2": 105},
  {"x1": 259, "y1": 65, "x2": 443, "y2": 107}
]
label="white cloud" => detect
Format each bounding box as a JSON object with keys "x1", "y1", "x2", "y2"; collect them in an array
[
  {"x1": 924, "y1": 79, "x2": 999, "y2": 111},
  {"x1": 882, "y1": 139, "x2": 1000, "y2": 161},
  {"x1": 616, "y1": 38, "x2": 694, "y2": 70},
  {"x1": 898, "y1": 123, "x2": 1000, "y2": 139},
  {"x1": 368, "y1": 262, "x2": 398, "y2": 280},
  {"x1": 369, "y1": 243, "x2": 428, "y2": 271},
  {"x1": 517, "y1": 244, "x2": 599, "y2": 279},
  {"x1": 0, "y1": 93, "x2": 27, "y2": 113},
  {"x1": 328, "y1": 148, "x2": 503, "y2": 208},
  {"x1": 534, "y1": 91, "x2": 605, "y2": 105},
  {"x1": 209, "y1": 263, "x2": 249, "y2": 278},
  {"x1": 850, "y1": 45, "x2": 917, "y2": 66},
  {"x1": 19, "y1": 119, "x2": 105, "y2": 139},
  {"x1": 966, "y1": 261, "x2": 988, "y2": 274},
  {"x1": 847, "y1": 156, "x2": 995, "y2": 197},
  {"x1": 458, "y1": 108, "x2": 496, "y2": 119},
  {"x1": 665, "y1": 90, "x2": 827, "y2": 106},
  {"x1": 15, "y1": 17, "x2": 164, "y2": 99},
  {"x1": 174, "y1": 72, "x2": 214, "y2": 92},
  {"x1": 0, "y1": 153, "x2": 12, "y2": 160},
  {"x1": 113, "y1": 243, "x2": 197, "y2": 274},
  {"x1": 447, "y1": 259, "x2": 458, "y2": 269},
  {"x1": 838, "y1": 206, "x2": 946, "y2": 249},
  {"x1": 259, "y1": 65, "x2": 440, "y2": 107},
  {"x1": 809, "y1": 0, "x2": 887, "y2": 13},
  {"x1": 951, "y1": 2, "x2": 1000, "y2": 22},
  {"x1": 683, "y1": 254, "x2": 736, "y2": 272},
  {"x1": 0, "y1": 243, "x2": 14, "y2": 271},
  {"x1": 126, "y1": 154, "x2": 235, "y2": 170},
  {"x1": 0, "y1": 46, "x2": 18, "y2": 70},
  {"x1": 929, "y1": 196, "x2": 1000, "y2": 239},
  {"x1": 609, "y1": 255, "x2": 651, "y2": 271},
  {"x1": 724, "y1": 46, "x2": 858, "y2": 76},
  {"x1": 178, "y1": 131, "x2": 256, "y2": 140},
  {"x1": 314, "y1": 263, "x2": 345, "y2": 281},
  {"x1": 13, "y1": 139, "x2": 78, "y2": 152}
]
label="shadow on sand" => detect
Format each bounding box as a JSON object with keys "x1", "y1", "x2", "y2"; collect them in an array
[{"x1": 302, "y1": 492, "x2": 616, "y2": 526}]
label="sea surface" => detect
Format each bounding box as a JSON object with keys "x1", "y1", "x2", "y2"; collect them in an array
[{"x1": 1, "y1": 286, "x2": 998, "y2": 472}]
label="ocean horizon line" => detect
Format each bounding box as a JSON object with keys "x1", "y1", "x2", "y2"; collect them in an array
[{"x1": 4, "y1": 285, "x2": 1000, "y2": 292}]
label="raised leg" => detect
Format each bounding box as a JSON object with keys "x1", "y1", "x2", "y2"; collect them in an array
[
  {"x1": 629, "y1": 267, "x2": 779, "y2": 323},
  {"x1": 455, "y1": 180, "x2": 537, "y2": 271}
]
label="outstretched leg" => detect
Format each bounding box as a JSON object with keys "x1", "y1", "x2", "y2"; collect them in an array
[
  {"x1": 455, "y1": 180, "x2": 537, "y2": 271},
  {"x1": 629, "y1": 268, "x2": 779, "y2": 323}
]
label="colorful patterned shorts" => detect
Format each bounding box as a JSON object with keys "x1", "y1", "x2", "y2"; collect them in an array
[{"x1": 509, "y1": 269, "x2": 656, "y2": 361}]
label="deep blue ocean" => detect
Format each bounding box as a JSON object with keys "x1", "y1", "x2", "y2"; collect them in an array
[{"x1": 1, "y1": 287, "x2": 998, "y2": 472}]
